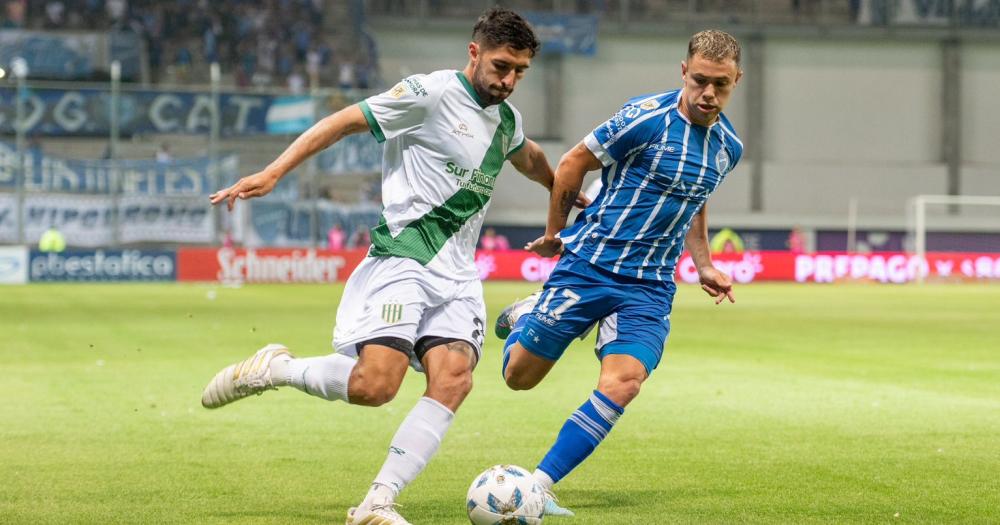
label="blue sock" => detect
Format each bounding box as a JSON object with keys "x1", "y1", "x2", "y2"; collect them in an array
[
  {"x1": 501, "y1": 315, "x2": 528, "y2": 378},
  {"x1": 537, "y1": 390, "x2": 624, "y2": 483}
]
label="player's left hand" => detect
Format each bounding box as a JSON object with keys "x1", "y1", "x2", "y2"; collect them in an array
[
  {"x1": 525, "y1": 235, "x2": 563, "y2": 257},
  {"x1": 575, "y1": 192, "x2": 591, "y2": 209},
  {"x1": 698, "y1": 266, "x2": 735, "y2": 304}
]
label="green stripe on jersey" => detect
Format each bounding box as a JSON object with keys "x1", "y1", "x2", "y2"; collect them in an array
[
  {"x1": 359, "y1": 101, "x2": 386, "y2": 143},
  {"x1": 369, "y1": 103, "x2": 516, "y2": 265}
]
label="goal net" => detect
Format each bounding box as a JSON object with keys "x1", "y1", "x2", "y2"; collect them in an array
[{"x1": 907, "y1": 195, "x2": 1000, "y2": 283}]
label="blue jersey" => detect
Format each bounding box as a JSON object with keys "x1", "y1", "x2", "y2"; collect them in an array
[{"x1": 561, "y1": 90, "x2": 743, "y2": 282}]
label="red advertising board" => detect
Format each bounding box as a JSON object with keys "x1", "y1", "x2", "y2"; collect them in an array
[
  {"x1": 178, "y1": 248, "x2": 1000, "y2": 284},
  {"x1": 177, "y1": 248, "x2": 369, "y2": 284}
]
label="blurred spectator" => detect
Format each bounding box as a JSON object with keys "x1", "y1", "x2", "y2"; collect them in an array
[
  {"x1": 288, "y1": 65, "x2": 306, "y2": 94},
  {"x1": 710, "y1": 227, "x2": 745, "y2": 254},
  {"x1": 15, "y1": 1, "x2": 377, "y2": 89},
  {"x1": 327, "y1": 223, "x2": 346, "y2": 250},
  {"x1": 38, "y1": 225, "x2": 66, "y2": 253},
  {"x1": 3, "y1": 1, "x2": 27, "y2": 28},
  {"x1": 44, "y1": 1, "x2": 65, "y2": 28},
  {"x1": 787, "y1": 226, "x2": 806, "y2": 253},
  {"x1": 349, "y1": 225, "x2": 371, "y2": 249},
  {"x1": 156, "y1": 142, "x2": 172, "y2": 164},
  {"x1": 338, "y1": 60, "x2": 356, "y2": 90},
  {"x1": 479, "y1": 227, "x2": 510, "y2": 251}
]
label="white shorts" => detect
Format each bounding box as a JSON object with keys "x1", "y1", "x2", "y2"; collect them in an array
[{"x1": 332, "y1": 256, "x2": 486, "y2": 372}]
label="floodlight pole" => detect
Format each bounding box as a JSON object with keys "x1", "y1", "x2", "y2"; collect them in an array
[
  {"x1": 110, "y1": 60, "x2": 122, "y2": 247},
  {"x1": 914, "y1": 195, "x2": 926, "y2": 284},
  {"x1": 210, "y1": 62, "x2": 221, "y2": 245},
  {"x1": 13, "y1": 57, "x2": 28, "y2": 246},
  {"x1": 846, "y1": 197, "x2": 858, "y2": 253}
]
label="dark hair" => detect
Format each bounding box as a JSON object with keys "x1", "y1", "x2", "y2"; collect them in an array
[{"x1": 472, "y1": 8, "x2": 540, "y2": 57}]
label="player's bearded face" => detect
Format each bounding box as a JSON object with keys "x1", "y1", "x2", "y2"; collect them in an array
[
  {"x1": 681, "y1": 54, "x2": 742, "y2": 126},
  {"x1": 470, "y1": 44, "x2": 532, "y2": 106}
]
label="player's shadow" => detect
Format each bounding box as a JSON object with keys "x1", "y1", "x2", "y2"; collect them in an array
[
  {"x1": 559, "y1": 488, "x2": 661, "y2": 510},
  {"x1": 208, "y1": 507, "x2": 342, "y2": 523}
]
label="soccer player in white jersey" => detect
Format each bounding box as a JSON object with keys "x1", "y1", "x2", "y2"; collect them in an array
[
  {"x1": 201, "y1": 9, "x2": 582, "y2": 525},
  {"x1": 494, "y1": 30, "x2": 744, "y2": 516}
]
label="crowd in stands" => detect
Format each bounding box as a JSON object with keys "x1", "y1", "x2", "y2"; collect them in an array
[{"x1": 4, "y1": 0, "x2": 379, "y2": 90}]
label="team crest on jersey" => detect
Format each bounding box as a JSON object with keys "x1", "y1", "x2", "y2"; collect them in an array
[
  {"x1": 381, "y1": 303, "x2": 404, "y2": 324},
  {"x1": 387, "y1": 83, "x2": 406, "y2": 99},
  {"x1": 716, "y1": 149, "x2": 731, "y2": 174}
]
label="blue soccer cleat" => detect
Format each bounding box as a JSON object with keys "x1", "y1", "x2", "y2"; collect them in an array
[{"x1": 542, "y1": 489, "x2": 574, "y2": 517}]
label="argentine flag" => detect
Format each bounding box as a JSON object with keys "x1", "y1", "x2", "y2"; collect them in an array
[{"x1": 266, "y1": 96, "x2": 315, "y2": 134}]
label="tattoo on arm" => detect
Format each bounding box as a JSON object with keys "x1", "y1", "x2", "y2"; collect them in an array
[{"x1": 558, "y1": 191, "x2": 576, "y2": 215}]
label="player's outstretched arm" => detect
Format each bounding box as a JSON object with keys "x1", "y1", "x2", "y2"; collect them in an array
[
  {"x1": 685, "y1": 204, "x2": 735, "y2": 304},
  {"x1": 524, "y1": 142, "x2": 601, "y2": 257},
  {"x1": 210, "y1": 105, "x2": 371, "y2": 211}
]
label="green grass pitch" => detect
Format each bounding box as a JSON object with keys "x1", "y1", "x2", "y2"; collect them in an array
[{"x1": 2, "y1": 282, "x2": 998, "y2": 524}]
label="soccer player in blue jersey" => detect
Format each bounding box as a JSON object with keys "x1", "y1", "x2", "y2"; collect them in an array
[{"x1": 495, "y1": 30, "x2": 744, "y2": 516}]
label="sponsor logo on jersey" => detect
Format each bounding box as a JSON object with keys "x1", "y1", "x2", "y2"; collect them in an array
[
  {"x1": 451, "y1": 122, "x2": 474, "y2": 138},
  {"x1": 640, "y1": 99, "x2": 659, "y2": 110},
  {"x1": 403, "y1": 77, "x2": 428, "y2": 97},
  {"x1": 381, "y1": 303, "x2": 403, "y2": 324},
  {"x1": 445, "y1": 161, "x2": 496, "y2": 196}
]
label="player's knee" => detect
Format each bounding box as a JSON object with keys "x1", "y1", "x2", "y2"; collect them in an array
[
  {"x1": 440, "y1": 368, "x2": 474, "y2": 398},
  {"x1": 349, "y1": 375, "x2": 401, "y2": 407},
  {"x1": 427, "y1": 368, "x2": 473, "y2": 409},
  {"x1": 503, "y1": 368, "x2": 539, "y2": 391},
  {"x1": 599, "y1": 377, "x2": 643, "y2": 405}
]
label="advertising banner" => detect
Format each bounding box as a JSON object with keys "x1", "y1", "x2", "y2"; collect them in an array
[
  {"x1": 28, "y1": 249, "x2": 177, "y2": 282},
  {"x1": 0, "y1": 193, "x2": 214, "y2": 246},
  {"x1": 175, "y1": 248, "x2": 1000, "y2": 284},
  {"x1": 177, "y1": 248, "x2": 369, "y2": 284},
  {"x1": 0, "y1": 142, "x2": 239, "y2": 195},
  {"x1": 0, "y1": 88, "x2": 291, "y2": 136},
  {"x1": 0, "y1": 245, "x2": 28, "y2": 285}
]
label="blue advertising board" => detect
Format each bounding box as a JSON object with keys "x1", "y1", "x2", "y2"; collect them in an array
[
  {"x1": 28, "y1": 249, "x2": 177, "y2": 282},
  {"x1": 0, "y1": 88, "x2": 316, "y2": 137}
]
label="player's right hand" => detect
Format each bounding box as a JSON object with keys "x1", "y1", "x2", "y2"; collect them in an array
[
  {"x1": 210, "y1": 171, "x2": 280, "y2": 211},
  {"x1": 525, "y1": 235, "x2": 563, "y2": 257}
]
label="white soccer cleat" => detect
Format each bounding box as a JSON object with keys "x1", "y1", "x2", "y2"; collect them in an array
[
  {"x1": 345, "y1": 503, "x2": 412, "y2": 525},
  {"x1": 201, "y1": 344, "x2": 293, "y2": 409},
  {"x1": 542, "y1": 489, "x2": 575, "y2": 517}
]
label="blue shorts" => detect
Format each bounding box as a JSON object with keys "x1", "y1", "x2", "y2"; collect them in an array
[{"x1": 518, "y1": 251, "x2": 676, "y2": 374}]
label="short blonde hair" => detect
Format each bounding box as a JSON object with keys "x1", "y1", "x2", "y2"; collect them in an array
[{"x1": 687, "y1": 30, "x2": 741, "y2": 67}]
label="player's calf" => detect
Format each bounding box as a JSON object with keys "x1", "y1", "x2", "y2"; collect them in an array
[{"x1": 502, "y1": 343, "x2": 554, "y2": 391}]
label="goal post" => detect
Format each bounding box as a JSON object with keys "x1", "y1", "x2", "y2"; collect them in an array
[{"x1": 907, "y1": 194, "x2": 1000, "y2": 283}]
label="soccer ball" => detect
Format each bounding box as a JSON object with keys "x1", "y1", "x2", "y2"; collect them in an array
[{"x1": 466, "y1": 464, "x2": 545, "y2": 525}]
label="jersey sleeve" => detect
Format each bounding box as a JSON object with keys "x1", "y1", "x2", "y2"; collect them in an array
[
  {"x1": 359, "y1": 73, "x2": 442, "y2": 143},
  {"x1": 584, "y1": 101, "x2": 664, "y2": 167},
  {"x1": 506, "y1": 104, "x2": 527, "y2": 158}
]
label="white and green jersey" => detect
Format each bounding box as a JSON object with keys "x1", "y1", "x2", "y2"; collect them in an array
[{"x1": 358, "y1": 69, "x2": 526, "y2": 280}]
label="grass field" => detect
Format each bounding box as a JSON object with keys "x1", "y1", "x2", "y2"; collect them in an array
[{"x1": 2, "y1": 282, "x2": 999, "y2": 524}]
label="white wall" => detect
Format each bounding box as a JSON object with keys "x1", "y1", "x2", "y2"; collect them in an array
[{"x1": 371, "y1": 25, "x2": 1000, "y2": 227}]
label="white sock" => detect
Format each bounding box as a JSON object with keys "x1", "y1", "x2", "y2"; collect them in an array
[
  {"x1": 533, "y1": 469, "x2": 555, "y2": 491},
  {"x1": 271, "y1": 353, "x2": 355, "y2": 402},
  {"x1": 370, "y1": 397, "x2": 455, "y2": 497},
  {"x1": 360, "y1": 482, "x2": 397, "y2": 509}
]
